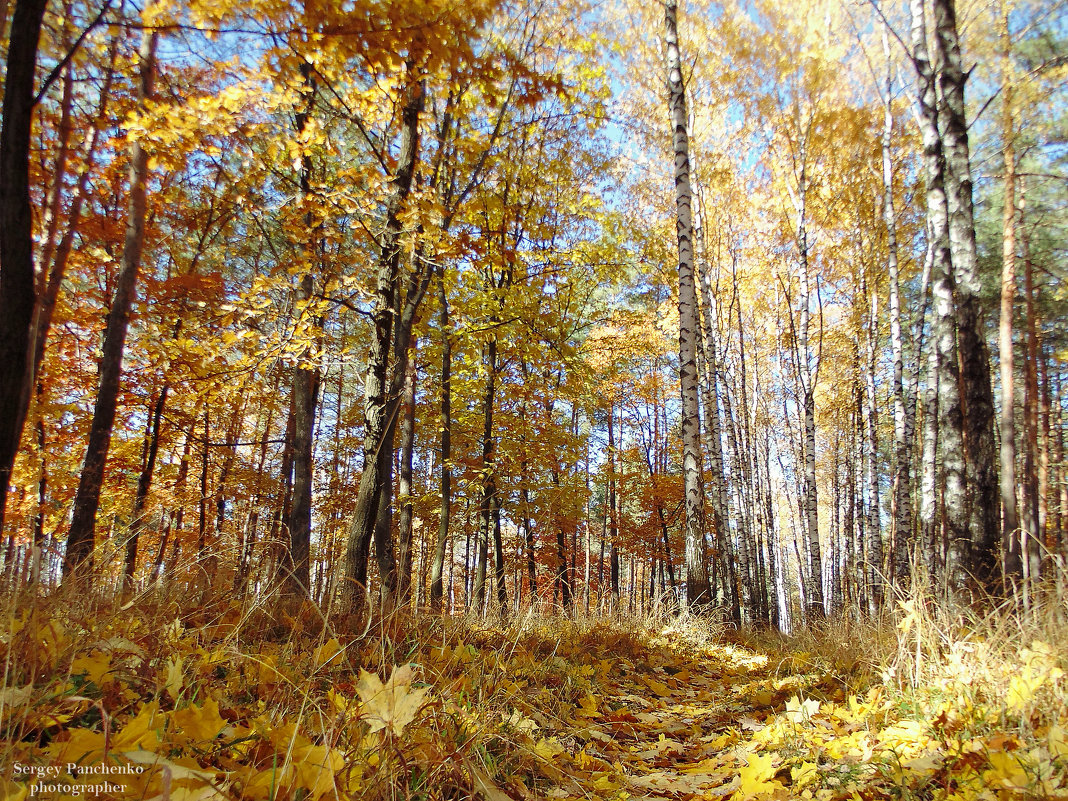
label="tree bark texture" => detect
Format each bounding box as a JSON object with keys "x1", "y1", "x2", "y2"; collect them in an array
[
  {"x1": 343, "y1": 78, "x2": 424, "y2": 613},
  {"x1": 882, "y1": 27, "x2": 913, "y2": 588},
  {"x1": 397, "y1": 351, "x2": 418, "y2": 605},
  {"x1": 284, "y1": 64, "x2": 322, "y2": 599},
  {"x1": 429, "y1": 271, "x2": 451, "y2": 612},
  {"x1": 998, "y1": 32, "x2": 1020, "y2": 578},
  {"x1": 931, "y1": 0, "x2": 1000, "y2": 588},
  {"x1": 910, "y1": 0, "x2": 968, "y2": 591},
  {"x1": 664, "y1": 0, "x2": 710, "y2": 608},
  {"x1": 0, "y1": 0, "x2": 49, "y2": 535},
  {"x1": 65, "y1": 13, "x2": 158, "y2": 576}
]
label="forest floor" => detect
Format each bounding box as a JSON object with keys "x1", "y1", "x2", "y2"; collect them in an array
[{"x1": 0, "y1": 591, "x2": 1066, "y2": 801}]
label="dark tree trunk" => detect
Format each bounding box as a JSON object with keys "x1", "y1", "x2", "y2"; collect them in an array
[
  {"x1": 65, "y1": 17, "x2": 158, "y2": 577},
  {"x1": 343, "y1": 77, "x2": 424, "y2": 613},
  {"x1": 552, "y1": 468, "x2": 572, "y2": 612},
  {"x1": 397, "y1": 351, "x2": 418, "y2": 605},
  {"x1": 123, "y1": 385, "x2": 167, "y2": 594},
  {"x1": 0, "y1": 0, "x2": 48, "y2": 535},
  {"x1": 283, "y1": 63, "x2": 321, "y2": 600},
  {"x1": 429, "y1": 272, "x2": 451, "y2": 612},
  {"x1": 607, "y1": 403, "x2": 620, "y2": 608},
  {"x1": 911, "y1": 0, "x2": 968, "y2": 591}
]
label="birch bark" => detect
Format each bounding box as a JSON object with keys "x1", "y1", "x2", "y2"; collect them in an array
[{"x1": 664, "y1": 0, "x2": 710, "y2": 607}]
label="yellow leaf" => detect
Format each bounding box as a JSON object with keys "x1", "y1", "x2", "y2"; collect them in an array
[
  {"x1": 1049, "y1": 725, "x2": 1068, "y2": 759},
  {"x1": 0, "y1": 778, "x2": 27, "y2": 801},
  {"x1": 592, "y1": 773, "x2": 619, "y2": 791},
  {"x1": 157, "y1": 786, "x2": 228, "y2": 801},
  {"x1": 643, "y1": 676, "x2": 671, "y2": 696},
  {"x1": 784, "y1": 695, "x2": 820, "y2": 723},
  {"x1": 0, "y1": 684, "x2": 33, "y2": 711},
  {"x1": 533, "y1": 737, "x2": 565, "y2": 760},
  {"x1": 242, "y1": 765, "x2": 295, "y2": 800},
  {"x1": 735, "y1": 753, "x2": 781, "y2": 799},
  {"x1": 72, "y1": 651, "x2": 113, "y2": 686},
  {"x1": 470, "y1": 764, "x2": 512, "y2": 801},
  {"x1": 1006, "y1": 672, "x2": 1042, "y2": 713},
  {"x1": 986, "y1": 751, "x2": 1029, "y2": 790},
  {"x1": 313, "y1": 638, "x2": 344, "y2": 668},
  {"x1": 577, "y1": 693, "x2": 598, "y2": 716},
  {"x1": 681, "y1": 758, "x2": 722, "y2": 775},
  {"x1": 878, "y1": 720, "x2": 928, "y2": 754},
  {"x1": 791, "y1": 761, "x2": 819, "y2": 787},
  {"x1": 46, "y1": 727, "x2": 105, "y2": 764},
  {"x1": 172, "y1": 698, "x2": 226, "y2": 742},
  {"x1": 355, "y1": 665, "x2": 429, "y2": 736},
  {"x1": 327, "y1": 687, "x2": 356, "y2": 715},
  {"x1": 122, "y1": 749, "x2": 218, "y2": 783},
  {"x1": 164, "y1": 657, "x2": 184, "y2": 701},
  {"x1": 294, "y1": 744, "x2": 344, "y2": 800},
  {"x1": 113, "y1": 701, "x2": 162, "y2": 751}
]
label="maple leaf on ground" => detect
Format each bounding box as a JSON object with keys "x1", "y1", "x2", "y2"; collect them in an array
[
  {"x1": 294, "y1": 743, "x2": 345, "y2": 800},
  {"x1": 783, "y1": 695, "x2": 819, "y2": 723},
  {"x1": 733, "y1": 752, "x2": 783, "y2": 800},
  {"x1": 163, "y1": 657, "x2": 183, "y2": 701},
  {"x1": 112, "y1": 701, "x2": 162, "y2": 751},
  {"x1": 313, "y1": 637, "x2": 344, "y2": 668},
  {"x1": 356, "y1": 664, "x2": 430, "y2": 736},
  {"x1": 171, "y1": 698, "x2": 227, "y2": 742},
  {"x1": 790, "y1": 761, "x2": 819, "y2": 787}
]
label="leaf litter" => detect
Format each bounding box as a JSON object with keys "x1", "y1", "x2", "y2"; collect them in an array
[{"x1": 0, "y1": 600, "x2": 1066, "y2": 801}]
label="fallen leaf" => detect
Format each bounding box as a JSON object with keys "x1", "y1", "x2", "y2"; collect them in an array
[{"x1": 356, "y1": 665, "x2": 430, "y2": 736}]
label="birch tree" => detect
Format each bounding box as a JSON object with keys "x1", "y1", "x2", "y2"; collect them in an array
[{"x1": 664, "y1": 0, "x2": 711, "y2": 608}]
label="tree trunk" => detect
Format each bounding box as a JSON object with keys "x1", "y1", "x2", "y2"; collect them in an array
[
  {"x1": 518, "y1": 389, "x2": 537, "y2": 606},
  {"x1": 882, "y1": 27, "x2": 913, "y2": 588},
  {"x1": 30, "y1": 41, "x2": 118, "y2": 421},
  {"x1": 998, "y1": 30, "x2": 1020, "y2": 578},
  {"x1": 284, "y1": 63, "x2": 322, "y2": 599},
  {"x1": 397, "y1": 350, "x2": 418, "y2": 606},
  {"x1": 796, "y1": 156, "x2": 823, "y2": 622},
  {"x1": 1020, "y1": 183, "x2": 1042, "y2": 584},
  {"x1": 123, "y1": 385, "x2": 167, "y2": 595},
  {"x1": 911, "y1": 0, "x2": 968, "y2": 592},
  {"x1": 1039, "y1": 345, "x2": 1052, "y2": 561},
  {"x1": 552, "y1": 467, "x2": 572, "y2": 612},
  {"x1": 664, "y1": 0, "x2": 710, "y2": 609},
  {"x1": 343, "y1": 77, "x2": 423, "y2": 613},
  {"x1": 695, "y1": 208, "x2": 736, "y2": 620},
  {"x1": 865, "y1": 282, "x2": 883, "y2": 610},
  {"x1": 373, "y1": 451, "x2": 397, "y2": 609},
  {"x1": 0, "y1": 0, "x2": 48, "y2": 535},
  {"x1": 65, "y1": 14, "x2": 158, "y2": 577},
  {"x1": 720, "y1": 342, "x2": 750, "y2": 616},
  {"x1": 476, "y1": 338, "x2": 502, "y2": 616},
  {"x1": 932, "y1": 0, "x2": 1000, "y2": 588},
  {"x1": 608, "y1": 403, "x2": 620, "y2": 608},
  {"x1": 430, "y1": 270, "x2": 452, "y2": 612}
]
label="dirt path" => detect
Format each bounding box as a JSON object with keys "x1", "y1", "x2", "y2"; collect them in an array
[{"x1": 530, "y1": 634, "x2": 816, "y2": 800}]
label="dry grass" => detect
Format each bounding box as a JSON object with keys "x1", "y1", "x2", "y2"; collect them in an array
[{"x1": 2, "y1": 563, "x2": 1067, "y2": 800}]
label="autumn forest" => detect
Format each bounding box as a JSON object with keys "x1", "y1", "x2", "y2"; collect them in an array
[{"x1": 1, "y1": 0, "x2": 1068, "y2": 797}]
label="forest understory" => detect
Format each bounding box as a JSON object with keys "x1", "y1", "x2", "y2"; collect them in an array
[
  {"x1": 2, "y1": 575, "x2": 1067, "y2": 801},
  {"x1": 1, "y1": 0, "x2": 1067, "y2": 794}
]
